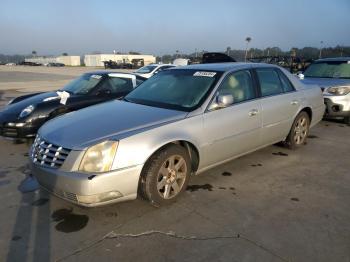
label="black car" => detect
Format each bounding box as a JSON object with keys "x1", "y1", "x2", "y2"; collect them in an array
[
  {"x1": 47, "y1": 62, "x2": 65, "y2": 67},
  {"x1": 0, "y1": 72, "x2": 146, "y2": 138}
]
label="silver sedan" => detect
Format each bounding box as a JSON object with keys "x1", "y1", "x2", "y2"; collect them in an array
[{"x1": 30, "y1": 63, "x2": 325, "y2": 207}]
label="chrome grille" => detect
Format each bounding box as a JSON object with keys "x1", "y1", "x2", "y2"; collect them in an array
[{"x1": 31, "y1": 135, "x2": 71, "y2": 168}]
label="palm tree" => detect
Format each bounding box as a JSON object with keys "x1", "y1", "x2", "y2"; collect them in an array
[{"x1": 244, "y1": 37, "x2": 252, "y2": 61}]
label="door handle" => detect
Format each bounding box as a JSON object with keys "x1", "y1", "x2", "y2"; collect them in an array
[
  {"x1": 291, "y1": 100, "x2": 299, "y2": 105},
  {"x1": 249, "y1": 109, "x2": 259, "y2": 116}
]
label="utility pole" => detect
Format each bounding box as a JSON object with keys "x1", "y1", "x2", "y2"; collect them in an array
[
  {"x1": 244, "y1": 37, "x2": 252, "y2": 62},
  {"x1": 319, "y1": 41, "x2": 324, "y2": 58}
]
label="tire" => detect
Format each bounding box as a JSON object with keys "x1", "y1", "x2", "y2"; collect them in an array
[
  {"x1": 285, "y1": 111, "x2": 310, "y2": 149},
  {"x1": 139, "y1": 144, "x2": 191, "y2": 206}
]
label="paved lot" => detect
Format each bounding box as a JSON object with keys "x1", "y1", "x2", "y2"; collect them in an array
[{"x1": 0, "y1": 67, "x2": 349, "y2": 262}]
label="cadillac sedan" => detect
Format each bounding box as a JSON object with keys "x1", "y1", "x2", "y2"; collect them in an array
[{"x1": 30, "y1": 63, "x2": 324, "y2": 207}]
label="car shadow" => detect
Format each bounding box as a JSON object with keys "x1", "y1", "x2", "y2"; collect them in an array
[{"x1": 6, "y1": 145, "x2": 52, "y2": 261}]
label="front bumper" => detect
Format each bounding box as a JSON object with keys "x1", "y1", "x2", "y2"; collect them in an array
[
  {"x1": 0, "y1": 113, "x2": 47, "y2": 138},
  {"x1": 324, "y1": 95, "x2": 350, "y2": 118},
  {"x1": 0, "y1": 123, "x2": 38, "y2": 138},
  {"x1": 30, "y1": 162, "x2": 143, "y2": 207}
]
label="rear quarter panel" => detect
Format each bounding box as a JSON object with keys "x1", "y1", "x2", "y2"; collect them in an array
[{"x1": 300, "y1": 84, "x2": 325, "y2": 127}]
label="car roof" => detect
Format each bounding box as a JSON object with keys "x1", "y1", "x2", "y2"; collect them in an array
[
  {"x1": 84, "y1": 71, "x2": 141, "y2": 77},
  {"x1": 173, "y1": 62, "x2": 277, "y2": 72},
  {"x1": 315, "y1": 57, "x2": 350, "y2": 62},
  {"x1": 147, "y1": 63, "x2": 175, "y2": 67}
]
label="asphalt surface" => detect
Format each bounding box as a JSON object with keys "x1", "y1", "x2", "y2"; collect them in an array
[{"x1": 0, "y1": 66, "x2": 349, "y2": 262}]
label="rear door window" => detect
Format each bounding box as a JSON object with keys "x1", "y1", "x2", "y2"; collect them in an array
[
  {"x1": 277, "y1": 70, "x2": 295, "y2": 92},
  {"x1": 256, "y1": 68, "x2": 284, "y2": 97}
]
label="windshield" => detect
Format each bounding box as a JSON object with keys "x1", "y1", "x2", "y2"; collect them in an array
[
  {"x1": 135, "y1": 65, "x2": 157, "y2": 74},
  {"x1": 62, "y1": 74, "x2": 103, "y2": 95},
  {"x1": 304, "y1": 61, "x2": 350, "y2": 79},
  {"x1": 125, "y1": 69, "x2": 222, "y2": 111}
]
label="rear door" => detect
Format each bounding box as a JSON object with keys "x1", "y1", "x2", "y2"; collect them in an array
[
  {"x1": 254, "y1": 68, "x2": 301, "y2": 145},
  {"x1": 202, "y1": 70, "x2": 262, "y2": 167}
]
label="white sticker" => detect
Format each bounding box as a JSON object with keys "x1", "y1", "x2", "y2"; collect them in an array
[
  {"x1": 91, "y1": 74, "x2": 102, "y2": 79},
  {"x1": 56, "y1": 91, "x2": 70, "y2": 105},
  {"x1": 193, "y1": 71, "x2": 216, "y2": 77}
]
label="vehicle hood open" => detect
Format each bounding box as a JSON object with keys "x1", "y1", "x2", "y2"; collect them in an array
[{"x1": 38, "y1": 100, "x2": 187, "y2": 149}]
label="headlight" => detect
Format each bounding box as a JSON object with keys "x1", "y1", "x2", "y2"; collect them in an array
[
  {"x1": 79, "y1": 141, "x2": 118, "y2": 173},
  {"x1": 327, "y1": 86, "x2": 350, "y2": 96},
  {"x1": 19, "y1": 105, "x2": 35, "y2": 118}
]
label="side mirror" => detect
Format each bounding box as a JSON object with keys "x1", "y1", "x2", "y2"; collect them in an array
[
  {"x1": 217, "y1": 94, "x2": 234, "y2": 107},
  {"x1": 97, "y1": 89, "x2": 112, "y2": 96},
  {"x1": 297, "y1": 72, "x2": 304, "y2": 80},
  {"x1": 209, "y1": 94, "x2": 234, "y2": 110}
]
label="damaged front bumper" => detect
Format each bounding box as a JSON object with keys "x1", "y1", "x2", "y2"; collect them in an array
[{"x1": 30, "y1": 162, "x2": 143, "y2": 207}]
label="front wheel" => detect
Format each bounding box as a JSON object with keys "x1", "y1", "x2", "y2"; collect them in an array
[
  {"x1": 139, "y1": 144, "x2": 191, "y2": 206},
  {"x1": 285, "y1": 111, "x2": 310, "y2": 149}
]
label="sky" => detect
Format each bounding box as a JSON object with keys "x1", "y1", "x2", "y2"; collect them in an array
[{"x1": 0, "y1": 0, "x2": 349, "y2": 56}]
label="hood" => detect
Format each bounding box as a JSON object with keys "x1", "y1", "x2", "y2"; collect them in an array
[
  {"x1": 302, "y1": 77, "x2": 350, "y2": 89},
  {"x1": 2, "y1": 91, "x2": 59, "y2": 115},
  {"x1": 39, "y1": 100, "x2": 187, "y2": 149}
]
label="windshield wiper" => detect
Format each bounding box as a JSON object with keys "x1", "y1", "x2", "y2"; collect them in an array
[{"x1": 123, "y1": 97, "x2": 132, "y2": 103}]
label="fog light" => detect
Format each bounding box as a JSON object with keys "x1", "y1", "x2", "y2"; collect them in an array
[
  {"x1": 332, "y1": 105, "x2": 340, "y2": 112},
  {"x1": 77, "y1": 191, "x2": 122, "y2": 204}
]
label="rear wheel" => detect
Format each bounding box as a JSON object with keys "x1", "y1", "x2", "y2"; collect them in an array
[
  {"x1": 139, "y1": 144, "x2": 191, "y2": 206},
  {"x1": 285, "y1": 111, "x2": 310, "y2": 149}
]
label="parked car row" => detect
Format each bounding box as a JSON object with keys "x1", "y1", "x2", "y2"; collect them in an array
[{"x1": 1, "y1": 58, "x2": 347, "y2": 208}]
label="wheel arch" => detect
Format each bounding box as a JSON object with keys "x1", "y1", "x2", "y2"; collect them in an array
[
  {"x1": 143, "y1": 140, "x2": 200, "y2": 174},
  {"x1": 299, "y1": 107, "x2": 312, "y2": 122}
]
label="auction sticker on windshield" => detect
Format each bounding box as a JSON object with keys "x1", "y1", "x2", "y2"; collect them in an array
[{"x1": 193, "y1": 71, "x2": 216, "y2": 77}]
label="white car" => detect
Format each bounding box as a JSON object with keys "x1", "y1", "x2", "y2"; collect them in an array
[
  {"x1": 134, "y1": 64, "x2": 176, "y2": 78},
  {"x1": 31, "y1": 63, "x2": 324, "y2": 207},
  {"x1": 300, "y1": 57, "x2": 350, "y2": 125}
]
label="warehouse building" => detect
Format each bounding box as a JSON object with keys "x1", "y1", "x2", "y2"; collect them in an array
[
  {"x1": 25, "y1": 56, "x2": 81, "y2": 66},
  {"x1": 84, "y1": 54, "x2": 156, "y2": 67}
]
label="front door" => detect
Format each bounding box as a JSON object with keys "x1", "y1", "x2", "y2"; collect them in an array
[{"x1": 202, "y1": 70, "x2": 262, "y2": 167}]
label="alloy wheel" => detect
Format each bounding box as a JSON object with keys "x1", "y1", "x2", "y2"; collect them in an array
[{"x1": 156, "y1": 155, "x2": 187, "y2": 199}]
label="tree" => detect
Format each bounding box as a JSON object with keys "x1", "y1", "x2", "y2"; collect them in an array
[
  {"x1": 128, "y1": 51, "x2": 141, "y2": 55},
  {"x1": 32, "y1": 50, "x2": 37, "y2": 57},
  {"x1": 62, "y1": 52, "x2": 68, "y2": 56},
  {"x1": 244, "y1": 37, "x2": 252, "y2": 61}
]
